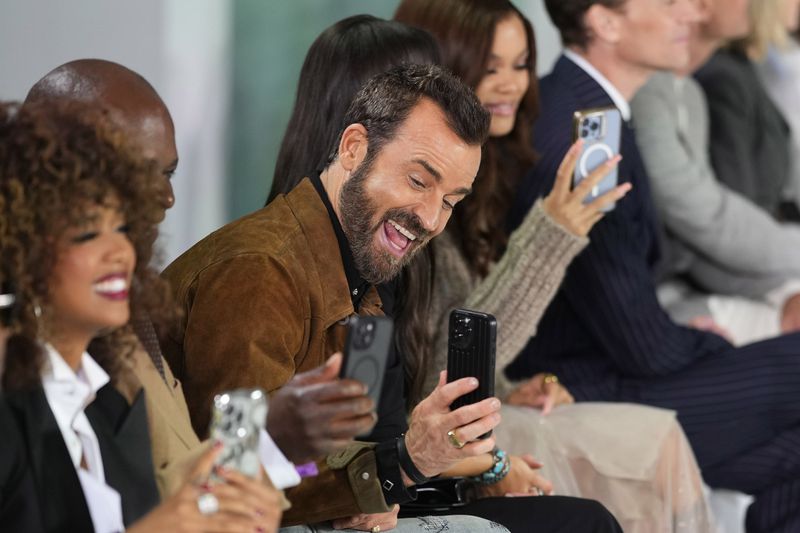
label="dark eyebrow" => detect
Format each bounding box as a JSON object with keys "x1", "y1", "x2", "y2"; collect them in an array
[
  {"x1": 413, "y1": 158, "x2": 442, "y2": 183},
  {"x1": 413, "y1": 158, "x2": 472, "y2": 196}
]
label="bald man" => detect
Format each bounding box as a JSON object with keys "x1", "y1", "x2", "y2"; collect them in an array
[
  {"x1": 26, "y1": 60, "x2": 177, "y2": 211},
  {"x1": 24, "y1": 60, "x2": 380, "y2": 503},
  {"x1": 25, "y1": 60, "x2": 192, "y2": 497}
]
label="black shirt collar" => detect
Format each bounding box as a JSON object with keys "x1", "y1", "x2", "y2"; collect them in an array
[{"x1": 310, "y1": 173, "x2": 372, "y2": 310}]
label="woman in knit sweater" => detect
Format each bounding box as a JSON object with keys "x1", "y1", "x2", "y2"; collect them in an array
[{"x1": 395, "y1": 1, "x2": 714, "y2": 531}]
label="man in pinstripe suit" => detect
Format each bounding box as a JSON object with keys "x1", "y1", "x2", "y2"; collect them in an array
[{"x1": 507, "y1": 1, "x2": 800, "y2": 531}]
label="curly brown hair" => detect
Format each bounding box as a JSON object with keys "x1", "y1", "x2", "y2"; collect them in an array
[{"x1": 0, "y1": 100, "x2": 175, "y2": 390}]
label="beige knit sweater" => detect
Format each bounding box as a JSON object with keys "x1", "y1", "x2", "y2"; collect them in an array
[{"x1": 423, "y1": 200, "x2": 588, "y2": 401}]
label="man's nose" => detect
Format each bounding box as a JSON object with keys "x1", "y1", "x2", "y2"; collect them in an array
[{"x1": 414, "y1": 199, "x2": 442, "y2": 234}]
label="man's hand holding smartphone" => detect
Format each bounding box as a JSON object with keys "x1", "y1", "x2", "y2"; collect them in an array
[
  {"x1": 403, "y1": 371, "x2": 501, "y2": 481},
  {"x1": 266, "y1": 353, "x2": 377, "y2": 464}
]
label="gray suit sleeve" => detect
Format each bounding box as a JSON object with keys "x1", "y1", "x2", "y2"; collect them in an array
[{"x1": 632, "y1": 74, "x2": 800, "y2": 298}]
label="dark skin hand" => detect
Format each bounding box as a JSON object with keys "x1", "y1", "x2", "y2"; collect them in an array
[{"x1": 266, "y1": 353, "x2": 377, "y2": 464}]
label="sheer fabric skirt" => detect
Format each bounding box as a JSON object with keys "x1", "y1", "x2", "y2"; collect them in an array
[{"x1": 494, "y1": 403, "x2": 715, "y2": 533}]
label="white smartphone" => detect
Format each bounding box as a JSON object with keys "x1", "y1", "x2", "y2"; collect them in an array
[
  {"x1": 209, "y1": 388, "x2": 267, "y2": 478},
  {"x1": 572, "y1": 106, "x2": 622, "y2": 212}
]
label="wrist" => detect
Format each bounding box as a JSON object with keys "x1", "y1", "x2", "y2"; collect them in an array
[
  {"x1": 397, "y1": 435, "x2": 431, "y2": 485},
  {"x1": 468, "y1": 448, "x2": 511, "y2": 486},
  {"x1": 402, "y1": 429, "x2": 438, "y2": 478}
]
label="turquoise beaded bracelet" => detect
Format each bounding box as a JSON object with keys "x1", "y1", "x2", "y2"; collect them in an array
[{"x1": 469, "y1": 447, "x2": 511, "y2": 485}]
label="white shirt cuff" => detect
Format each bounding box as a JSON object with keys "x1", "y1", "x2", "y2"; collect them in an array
[
  {"x1": 765, "y1": 279, "x2": 800, "y2": 309},
  {"x1": 258, "y1": 428, "x2": 301, "y2": 489}
]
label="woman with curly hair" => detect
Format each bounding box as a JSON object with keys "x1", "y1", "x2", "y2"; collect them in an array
[{"x1": 0, "y1": 100, "x2": 280, "y2": 533}]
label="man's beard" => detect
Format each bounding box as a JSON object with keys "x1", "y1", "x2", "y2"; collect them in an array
[{"x1": 339, "y1": 158, "x2": 430, "y2": 285}]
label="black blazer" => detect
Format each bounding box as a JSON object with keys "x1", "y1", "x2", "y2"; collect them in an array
[
  {"x1": 0, "y1": 397, "x2": 44, "y2": 533},
  {"x1": 2, "y1": 383, "x2": 159, "y2": 532},
  {"x1": 505, "y1": 56, "x2": 731, "y2": 398}
]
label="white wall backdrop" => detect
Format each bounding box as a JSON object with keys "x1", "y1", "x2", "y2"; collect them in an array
[{"x1": 0, "y1": 0, "x2": 230, "y2": 266}]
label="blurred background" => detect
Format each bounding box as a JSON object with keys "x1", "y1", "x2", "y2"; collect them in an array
[{"x1": 0, "y1": 0, "x2": 562, "y2": 265}]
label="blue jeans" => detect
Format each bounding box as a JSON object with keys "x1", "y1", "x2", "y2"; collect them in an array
[{"x1": 280, "y1": 515, "x2": 509, "y2": 532}]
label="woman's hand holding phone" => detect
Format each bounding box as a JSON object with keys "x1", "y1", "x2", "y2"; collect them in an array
[
  {"x1": 542, "y1": 139, "x2": 630, "y2": 237},
  {"x1": 128, "y1": 443, "x2": 282, "y2": 533}
]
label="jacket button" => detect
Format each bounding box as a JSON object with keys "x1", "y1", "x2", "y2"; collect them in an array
[{"x1": 361, "y1": 472, "x2": 370, "y2": 480}]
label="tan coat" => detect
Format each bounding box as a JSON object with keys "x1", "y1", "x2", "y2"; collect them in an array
[
  {"x1": 130, "y1": 345, "x2": 291, "y2": 511},
  {"x1": 130, "y1": 346, "x2": 202, "y2": 498},
  {"x1": 161, "y1": 178, "x2": 390, "y2": 525}
]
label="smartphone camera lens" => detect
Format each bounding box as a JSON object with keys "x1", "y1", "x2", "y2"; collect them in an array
[
  {"x1": 453, "y1": 316, "x2": 473, "y2": 350},
  {"x1": 353, "y1": 319, "x2": 375, "y2": 349}
]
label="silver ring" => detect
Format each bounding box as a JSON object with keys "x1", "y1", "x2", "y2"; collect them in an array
[{"x1": 197, "y1": 492, "x2": 219, "y2": 515}]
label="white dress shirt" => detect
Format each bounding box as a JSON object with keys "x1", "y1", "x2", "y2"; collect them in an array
[
  {"x1": 41, "y1": 344, "x2": 125, "y2": 533},
  {"x1": 563, "y1": 49, "x2": 632, "y2": 121}
]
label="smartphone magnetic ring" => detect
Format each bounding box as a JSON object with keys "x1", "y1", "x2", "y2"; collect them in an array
[
  {"x1": 572, "y1": 106, "x2": 622, "y2": 212},
  {"x1": 340, "y1": 315, "x2": 394, "y2": 407},
  {"x1": 446, "y1": 309, "x2": 497, "y2": 439}
]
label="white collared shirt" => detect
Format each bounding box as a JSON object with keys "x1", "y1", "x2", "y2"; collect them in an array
[
  {"x1": 563, "y1": 49, "x2": 632, "y2": 121},
  {"x1": 42, "y1": 343, "x2": 109, "y2": 479},
  {"x1": 41, "y1": 344, "x2": 124, "y2": 533}
]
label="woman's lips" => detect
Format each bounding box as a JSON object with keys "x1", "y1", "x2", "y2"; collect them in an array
[
  {"x1": 485, "y1": 103, "x2": 517, "y2": 117},
  {"x1": 92, "y1": 274, "x2": 130, "y2": 301}
]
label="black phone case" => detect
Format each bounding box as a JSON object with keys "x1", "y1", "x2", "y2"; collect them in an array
[
  {"x1": 341, "y1": 315, "x2": 394, "y2": 406},
  {"x1": 447, "y1": 309, "x2": 496, "y2": 416}
]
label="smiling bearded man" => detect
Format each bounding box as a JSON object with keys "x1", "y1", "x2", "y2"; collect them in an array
[{"x1": 160, "y1": 64, "x2": 508, "y2": 527}]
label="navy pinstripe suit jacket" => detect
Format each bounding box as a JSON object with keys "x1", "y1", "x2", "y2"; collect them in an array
[{"x1": 506, "y1": 56, "x2": 732, "y2": 400}]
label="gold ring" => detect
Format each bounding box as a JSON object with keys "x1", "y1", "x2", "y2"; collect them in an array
[
  {"x1": 543, "y1": 373, "x2": 559, "y2": 385},
  {"x1": 447, "y1": 429, "x2": 465, "y2": 449},
  {"x1": 371, "y1": 526, "x2": 381, "y2": 533}
]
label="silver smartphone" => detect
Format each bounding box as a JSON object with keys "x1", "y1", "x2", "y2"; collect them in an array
[
  {"x1": 209, "y1": 388, "x2": 267, "y2": 478},
  {"x1": 572, "y1": 106, "x2": 622, "y2": 212}
]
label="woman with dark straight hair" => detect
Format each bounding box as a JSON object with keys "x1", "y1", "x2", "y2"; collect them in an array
[{"x1": 395, "y1": 0, "x2": 714, "y2": 531}]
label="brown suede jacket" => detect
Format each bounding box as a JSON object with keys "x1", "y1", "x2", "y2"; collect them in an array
[{"x1": 161, "y1": 178, "x2": 390, "y2": 525}]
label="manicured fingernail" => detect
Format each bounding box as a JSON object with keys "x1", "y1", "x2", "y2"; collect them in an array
[{"x1": 469, "y1": 378, "x2": 478, "y2": 386}]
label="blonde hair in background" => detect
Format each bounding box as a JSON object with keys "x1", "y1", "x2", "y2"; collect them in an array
[{"x1": 736, "y1": 0, "x2": 790, "y2": 60}]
